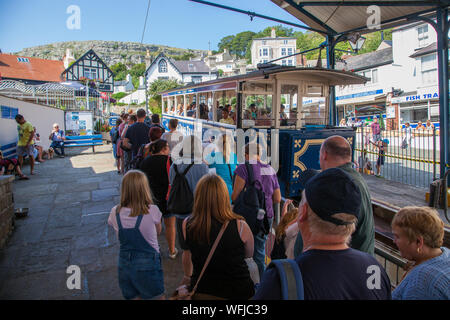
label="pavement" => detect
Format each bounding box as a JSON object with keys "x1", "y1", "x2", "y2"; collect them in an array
[{"x1": 0, "y1": 144, "x2": 183, "y2": 299}]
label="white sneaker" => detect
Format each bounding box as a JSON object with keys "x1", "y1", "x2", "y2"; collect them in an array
[{"x1": 169, "y1": 247, "x2": 179, "y2": 259}]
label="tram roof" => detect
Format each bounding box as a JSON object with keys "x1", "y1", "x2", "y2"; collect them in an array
[
  {"x1": 160, "y1": 66, "x2": 368, "y2": 95},
  {"x1": 270, "y1": 0, "x2": 448, "y2": 36}
]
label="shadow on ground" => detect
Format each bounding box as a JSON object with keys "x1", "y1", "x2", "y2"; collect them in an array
[{"x1": 0, "y1": 144, "x2": 183, "y2": 299}]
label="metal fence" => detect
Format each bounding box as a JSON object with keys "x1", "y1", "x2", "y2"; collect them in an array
[
  {"x1": 0, "y1": 80, "x2": 106, "y2": 117},
  {"x1": 354, "y1": 124, "x2": 440, "y2": 188}
]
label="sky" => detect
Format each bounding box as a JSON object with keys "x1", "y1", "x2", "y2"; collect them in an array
[{"x1": 0, "y1": 0, "x2": 306, "y2": 53}]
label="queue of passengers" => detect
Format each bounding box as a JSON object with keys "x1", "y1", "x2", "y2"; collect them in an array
[{"x1": 107, "y1": 108, "x2": 449, "y2": 300}]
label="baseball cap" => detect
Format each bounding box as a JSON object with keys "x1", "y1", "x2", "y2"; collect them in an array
[{"x1": 304, "y1": 168, "x2": 361, "y2": 225}]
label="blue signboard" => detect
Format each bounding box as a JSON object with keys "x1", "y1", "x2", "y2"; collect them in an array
[{"x1": 109, "y1": 116, "x2": 119, "y2": 127}]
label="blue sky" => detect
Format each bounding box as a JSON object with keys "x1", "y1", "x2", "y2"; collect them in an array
[{"x1": 0, "y1": 0, "x2": 305, "y2": 53}]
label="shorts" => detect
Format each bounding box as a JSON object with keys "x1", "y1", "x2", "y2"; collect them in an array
[
  {"x1": 176, "y1": 216, "x2": 190, "y2": 250},
  {"x1": 377, "y1": 156, "x2": 385, "y2": 166},
  {"x1": 118, "y1": 251, "x2": 164, "y2": 300},
  {"x1": 372, "y1": 134, "x2": 381, "y2": 142},
  {"x1": 16, "y1": 145, "x2": 34, "y2": 157}
]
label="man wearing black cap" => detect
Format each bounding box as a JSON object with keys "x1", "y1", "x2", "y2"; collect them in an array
[
  {"x1": 253, "y1": 168, "x2": 391, "y2": 300},
  {"x1": 149, "y1": 114, "x2": 165, "y2": 134},
  {"x1": 319, "y1": 135, "x2": 375, "y2": 255}
]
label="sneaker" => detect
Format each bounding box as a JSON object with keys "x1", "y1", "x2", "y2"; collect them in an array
[{"x1": 168, "y1": 247, "x2": 179, "y2": 259}]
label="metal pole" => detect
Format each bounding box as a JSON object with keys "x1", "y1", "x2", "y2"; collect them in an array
[
  {"x1": 436, "y1": 7, "x2": 449, "y2": 180},
  {"x1": 326, "y1": 35, "x2": 337, "y2": 126}
]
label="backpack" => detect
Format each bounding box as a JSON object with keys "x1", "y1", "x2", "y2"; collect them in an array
[
  {"x1": 232, "y1": 163, "x2": 269, "y2": 235},
  {"x1": 167, "y1": 163, "x2": 194, "y2": 215},
  {"x1": 267, "y1": 259, "x2": 304, "y2": 300},
  {"x1": 130, "y1": 144, "x2": 147, "y2": 169}
]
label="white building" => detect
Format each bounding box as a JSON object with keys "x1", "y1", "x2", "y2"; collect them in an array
[
  {"x1": 250, "y1": 28, "x2": 298, "y2": 68},
  {"x1": 335, "y1": 20, "x2": 442, "y2": 129},
  {"x1": 119, "y1": 76, "x2": 146, "y2": 105},
  {"x1": 114, "y1": 74, "x2": 134, "y2": 94},
  {"x1": 145, "y1": 52, "x2": 217, "y2": 86},
  {"x1": 204, "y1": 49, "x2": 249, "y2": 77}
]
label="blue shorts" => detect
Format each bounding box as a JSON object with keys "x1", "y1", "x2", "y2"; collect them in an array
[{"x1": 118, "y1": 251, "x2": 164, "y2": 300}]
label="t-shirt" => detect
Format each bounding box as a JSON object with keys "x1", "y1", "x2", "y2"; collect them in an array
[
  {"x1": 107, "y1": 205, "x2": 162, "y2": 252},
  {"x1": 338, "y1": 162, "x2": 375, "y2": 256},
  {"x1": 371, "y1": 122, "x2": 381, "y2": 135},
  {"x1": 17, "y1": 121, "x2": 34, "y2": 146},
  {"x1": 219, "y1": 117, "x2": 234, "y2": 125},
  {"x1": 51, "y1": 129, "x2": 65, "y2": 142},
  {"x1": 205, "y1": 151, "x2": 238, "y2": 200},
  {"x1": 253, "y1": 248, "x2": 392, "y2": 300},
  {"x1": 125, "y1": 122, "x2": 150, "y2": 157},
  {"x1": 161, "y1": 131, "x2": 184, "y2": 152},
  {"x1": 139, "y1": 154, "x2": 171, "y2": 203},
  {"x1": 234, "y1": 161, "x2": 280, "y2": 219}
]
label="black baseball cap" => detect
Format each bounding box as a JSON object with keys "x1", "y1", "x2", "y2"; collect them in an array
[{"x1": 304, "y1": 168, "x2": 361, "y2": 225}]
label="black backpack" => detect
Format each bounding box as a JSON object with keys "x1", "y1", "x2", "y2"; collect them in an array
[
  {"x1": 233, "y1": 163, "x2": 269, "y2": 235},
  {"x1": 130, "y1": 144, "x2": 147, "y2": 169},
  {"x1": 271, "y1": 234, "x2": 287, "y2": 260},
  {"x1": 167, "y1": 163, "x2": 194, "y2": 215}
]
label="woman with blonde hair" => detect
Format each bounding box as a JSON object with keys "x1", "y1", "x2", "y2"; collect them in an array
[
  {"x1": 181, "y1": 174, "x2": 255, "y2": 299},
  {"x1": 270, "y1": 200, "x2": 299, "y2": 260},
  {"x1": 108, "y1": 170, "x2": 164, "y2": 300},
  {"x1": 391, "y1": 206, "x2": 449, "y2": 299}
]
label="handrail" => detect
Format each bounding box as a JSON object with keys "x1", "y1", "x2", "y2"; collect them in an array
[{"x1": 444, "y1": 169, "x2": 450, "y2": 223}]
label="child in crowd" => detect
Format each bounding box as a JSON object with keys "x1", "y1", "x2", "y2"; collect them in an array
[
  {"x1": 358, "y1": 150, "x2": 373, "y2": 175},
  {"x1": 107, "y1": 170, "x2": 164, "y2": 300},
  {"x1": 371, "y1": 139, "x2": 389, "y2": 177},
  {"x1": 0, "y1": 150, "x2": 29, "y2": 180},
  {"x1": 270, "y1": 200, "x2": 299, "y2": 260}
]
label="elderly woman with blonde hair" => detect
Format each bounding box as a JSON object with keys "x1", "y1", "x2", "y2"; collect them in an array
[{"x1": 391, "y1": 206, "x2": 449, "y2": 300}]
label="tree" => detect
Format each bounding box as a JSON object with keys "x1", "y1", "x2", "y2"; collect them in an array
[
  {"x1": 110, "y1": 62, "x2": 128, "y2": 81},
  {"x1": 218, "y1": 69, "x2": 224, "y2": 77},
  {"x1": 148, "y1": 79, "x2": 180, "y2": 108},
  {"x1": 231, "y1": 31, "x2": 256, "y2": 57},
  {"x1": 129, "y1": 63, "x2": 146, "y2": 89},
  {"x1": 218, "y1": 35, "x2": 235, "y2": 53},
  {"x1": 255, "y1": 25, "x2": 294, "y2": 38}
]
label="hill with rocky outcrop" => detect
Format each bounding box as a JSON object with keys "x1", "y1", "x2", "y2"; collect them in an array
[{"x1": 14, "y1": 40, "x2": 207, "y2": 66}]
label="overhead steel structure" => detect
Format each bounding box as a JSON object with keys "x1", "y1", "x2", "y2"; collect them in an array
[{"x1": 189, "y1": 0, "x2": 450, "y2": 179}]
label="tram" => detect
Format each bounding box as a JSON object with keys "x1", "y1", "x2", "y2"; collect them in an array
[{"x1": 160, "y1": 65, "x2": 367, "y2": 200}]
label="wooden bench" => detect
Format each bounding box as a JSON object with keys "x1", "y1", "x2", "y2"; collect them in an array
[
  {"x1": 64, "y1": 135, "x2": 103, "y2": 153},
  {"x1": 0, "y1": 142, "x2": 18, "y2": 159}
]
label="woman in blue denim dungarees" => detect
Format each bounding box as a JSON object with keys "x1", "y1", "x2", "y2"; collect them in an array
[{"x1": 108, "y1": 170, "x2": 164, "y2": 300}]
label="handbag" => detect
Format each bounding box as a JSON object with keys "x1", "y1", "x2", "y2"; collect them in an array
[{"x1": 169, "y1": 221, "x2": 229, "y2": 300}]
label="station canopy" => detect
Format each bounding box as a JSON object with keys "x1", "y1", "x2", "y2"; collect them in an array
[{"x1": 270, "y1": 0, "x2": 449, "y2": 36}]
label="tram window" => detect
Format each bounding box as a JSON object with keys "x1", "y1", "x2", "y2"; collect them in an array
[
  {"x1": 280, "y1": 84, "x2": 298, "y2": 126},
  {"x1": 243, "y1": 82, "x2": 273, "y2": 93},
  {"x1": 242, "y1": 94, "x2": 273, "y2": 127},
  {"x1": 306, "y1": 85, "x2": 324, "y2": 96},
  {"x1": 300, "y1": 96, "x2": 329, "y2": 125}
]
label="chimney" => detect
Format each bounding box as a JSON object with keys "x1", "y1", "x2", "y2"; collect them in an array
[
  {"x1": 271, "y1": 28, "x2": 276, "y2": 38},
  {"x1": 63, "y1": 48, "x2": 75, "y2": 69},
  {"x1": 145, "y1": 49, "x2": 151, "y2": 70},
  {"x1": 126, "y1": 74, "x2": 131, "y2": 82},
  {"x1": 223, "y1": 48, "x2": 228, "y2": 54}
]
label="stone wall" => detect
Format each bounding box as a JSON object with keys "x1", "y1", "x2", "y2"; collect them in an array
[{"x1": 0, "y1": 175, "x2": 15, "y2": 249}]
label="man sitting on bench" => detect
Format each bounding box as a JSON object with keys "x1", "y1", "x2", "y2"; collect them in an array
[{"x1": 49, "y1": 123, "x2": 66, "y2": 158}]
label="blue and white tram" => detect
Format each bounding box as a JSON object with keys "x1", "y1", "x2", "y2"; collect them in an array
[{"x1": 160, "y1": 65, "x2": 367, "y2": 200}]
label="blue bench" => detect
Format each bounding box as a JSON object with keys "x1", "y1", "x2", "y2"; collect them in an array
[
  {"x1": 64, "y1": 135, "x2": 103, "y2": 153},
  {"x1": 0, "y1": 142, "x2": 18, "y2": 159}
]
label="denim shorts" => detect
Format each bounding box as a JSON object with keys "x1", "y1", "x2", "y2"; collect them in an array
[{"x1": 118, "y1": 251, "x2": 164, "y2": 300}]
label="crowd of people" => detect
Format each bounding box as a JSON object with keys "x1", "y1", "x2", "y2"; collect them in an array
[
  {"x1": 106, "y1": 109, "x2": 449, "y2": 301},
  {"x1": 0, "y1": 114, "x2": 65, "y2": 180}
]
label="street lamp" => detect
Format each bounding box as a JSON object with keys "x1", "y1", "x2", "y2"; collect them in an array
[{"x1": 348, "y1": 33, "x2": 366, "y2": 53}]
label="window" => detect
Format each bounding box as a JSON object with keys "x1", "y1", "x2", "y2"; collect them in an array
[
  {"x1": 282, "y1": 60, "x2": 286, "y2": 66},
  {"x1": 288, "y1": 48, "x2": 293, "y2": 55},
  {"x1": 192, "y1": 76, "x2": 202, "y2": 84},
  {"x1": 263, "y1": 60, "x2": 268, "y2": 64},
  {"x1": 371, "y1": 69, "x2": 378, "y2": 84},
  {"x1": 159, "y1": 59, "x2": 167, "y2": 73},
  {"x1": 84, "y1": 67, "x2": 97, "y2": 80},
  {"x1": 421, "y1": 54, "x2": 437, "y2": 85},
  {"x1": 262, "y1": 40, "x2": 267, "y2": 45},
  {"x1": 288, "y1": 60, "x2": 293, "y2": 66},
  {"x1": 226, "y1": 64, "x2": 232, "y2": 69},
  {"x1": 281, "y1": 48, "x2": 287, "y2": 56},
  {"x1": 262, "y1": 48, "x2": 268, "y2": 57},
  {"x1": 283, "y1": 40, "x2": 288, "y2": 45},
  {"x1": 418, "y1": 25, "x2": 429, "y2": 48},
  {"x1": 158, "y1": 76, "x2": 169, "y2": 80},
  {"x1": 17, "y1": 57, "x2": 29, "y2": 63}
]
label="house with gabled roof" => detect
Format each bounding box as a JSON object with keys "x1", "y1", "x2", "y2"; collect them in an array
[
  {"x1": 145, "y1": 52, "x2": 217, "y2": 86},
  {"x1": 0, "y1": 53, "x2": 65, "y2": 85},
  {"x1": 62, "y1": 49, "x2": 114, "y2": 92}
]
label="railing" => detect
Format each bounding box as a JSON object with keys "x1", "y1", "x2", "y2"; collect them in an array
[
  {"x1": 375, "y1": 241, "x2": 408, "y2": 288},
  {"x1": 354, "y1": 124, "x2": 440, "y2": 188}
]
